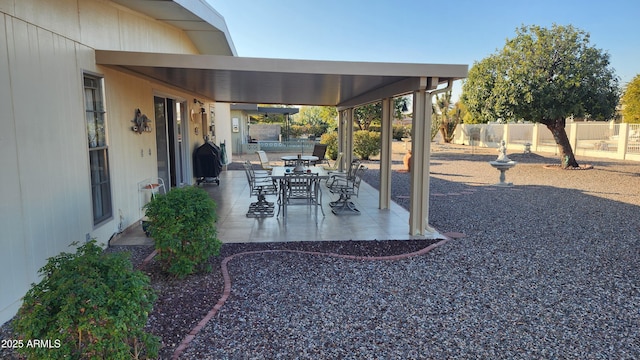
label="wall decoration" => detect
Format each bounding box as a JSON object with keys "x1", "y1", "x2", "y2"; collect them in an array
[{"x1": 131, "y1": 108, "x2": 152, "y2": 134}]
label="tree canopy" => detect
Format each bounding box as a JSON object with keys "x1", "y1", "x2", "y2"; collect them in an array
[
  {"x1": 461, "y1": 24, "x2": 620, "y2": 168},
  {"x1": 354, "y1": 97, "x2": 410, "y2": 130},
  {"x1": 297, "y1": 106, "x2": 337, "y2": 128},
  {"x1": 622, "y1": 74, "x2": 640, "y2": 123}
]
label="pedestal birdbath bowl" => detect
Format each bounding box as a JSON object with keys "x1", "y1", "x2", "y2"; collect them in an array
[{"x1": 489, "y1": 140, "x2": 517, "y2": 186}]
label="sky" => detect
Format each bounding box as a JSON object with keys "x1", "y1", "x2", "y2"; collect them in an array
[{"x1": 208, "y1": 0, "x2": 640, "y2": 102}]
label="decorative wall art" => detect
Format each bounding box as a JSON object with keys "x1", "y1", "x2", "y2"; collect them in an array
[{"x1": 131, "y1": 108, "x2": 152, "y2": 134}]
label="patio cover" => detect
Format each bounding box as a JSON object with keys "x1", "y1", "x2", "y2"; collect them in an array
[
  {"x1": 95, "y1": 50, "x2": 468, "y2": 237},
  {"x1": 95, "y1": 51, "x2": 466, "y2": 108}
]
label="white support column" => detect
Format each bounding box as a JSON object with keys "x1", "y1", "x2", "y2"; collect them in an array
[
  {"x1": 409, "y1": 78, "x2": 450, "y2": 238},
  {"x1": 338, "y1": 110, "x2": 346, "y2": 171},
  {"x1": 409, "y1": 89, "x2": 431, "y2": 236},
  {"x1": 345, "y1": 108, "x2": 354, "y2": 167},
  {"x1": 379, "y1": 98, "x2": 393, "y2": 209}
]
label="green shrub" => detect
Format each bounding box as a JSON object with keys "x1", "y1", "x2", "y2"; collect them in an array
[
  {"x1": 392, "y1": 124, "x2": 410, "y2": 141},
  {"x1": 144, "y1": 186, "x2": 221, "y2": 278},
  {"x1": 353, "y1": 130, "x2": 381, "y2": 160},
  {"x1": 368, "y1": 124, "x2": 381, "y2": 132},
  {"x1": 14, "y1": 241, "x2": 159, "y2": 360},
  {"x1": 320, "y1": 131, "x2": 338, "y2": 160}
]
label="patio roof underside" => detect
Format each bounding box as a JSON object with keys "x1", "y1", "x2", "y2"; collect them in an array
[{"x1": 95, "y1": 50, "x2": 468, "y2": 109}]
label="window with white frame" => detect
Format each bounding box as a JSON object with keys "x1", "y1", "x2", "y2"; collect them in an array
[{"x1": 84, "y1": 74, "x2": 112, "y2": 225}]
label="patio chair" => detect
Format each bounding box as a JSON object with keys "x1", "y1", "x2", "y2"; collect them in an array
[
  {"x1": 320, "y1": 152, "x2": 343, "y2": 172},
  {"x1": 256, "y1": 150, "x2": 274, "y2": 172},
  {"x1": 310, "y1": 144, "x2": 328, "y2": 165},
  {"x1": 327, "y1": 158, "x2": 361, "y2": 188},
  {"x1": 243, "y1": 161, "x2": 278, "y2": 217},
  {"x1": 329, "y1": 164, "x2": 367, "y2": 215},
  {"x1": 278, "y1": 172, "x2": 324, "y2": 223}
]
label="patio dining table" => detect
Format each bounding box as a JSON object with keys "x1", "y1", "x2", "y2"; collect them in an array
[
  {"x1": 271, "y1": 166, "x2": 329, "y2": 222},
  {"x1": 280, "y1": 155, "x2": 319, "y2": 166}
]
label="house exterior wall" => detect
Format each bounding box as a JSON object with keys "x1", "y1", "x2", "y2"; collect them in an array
[
  {"x1": 230, "y1": 109, "x2": 251, "y2": 154},
  {"x1": 0, "y1": 0, "x2": 232, "y2": 324}
]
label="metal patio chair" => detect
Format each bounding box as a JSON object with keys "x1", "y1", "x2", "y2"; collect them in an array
[
  {"x1": 327, "y1": 158, "x2": 361, "y2": 188},
  {"x1": 243, "y1": 161, "x2": 278, "y2": 217},
  {"x1": 329, "y1": 164, "x2": 367, "y2": 215},
  {"x1": 278, "y1": 172, "x2": 324, "y2": 223}
]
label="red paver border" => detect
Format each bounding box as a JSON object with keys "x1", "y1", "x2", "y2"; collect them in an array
[{"x1": 169, "y1": 235, "x2": 455, "y2": 359}]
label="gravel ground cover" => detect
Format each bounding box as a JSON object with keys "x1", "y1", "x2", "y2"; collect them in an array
[
  {"x1": 2, "y1": 146, "x2": 639, "y2": 359},
  {"x1": 181, "y1": 150, "x2": 640, "y2": 359}
]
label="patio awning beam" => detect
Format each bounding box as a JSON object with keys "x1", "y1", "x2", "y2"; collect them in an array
[
  {"x1": 336, "y1": 75, "x2": 449, "y2": 110},
  {"x1": 95, "y1": 50, "x2": 467, "y2": 108}
]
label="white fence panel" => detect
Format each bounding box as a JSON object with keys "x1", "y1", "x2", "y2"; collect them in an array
[
  {"x1": 452, "y1": 121, "x2": 638, "y2": 161},
  {"x1": 628, "y1": 124, "x2": 640, "y2": 154},
  {"x1": 508, "y1": 123, "x2": 534, "y2": 144},
  {"x1": 537, "y1": 125, "x2": 557, "y2": 146},
  {"x1": 576, "y1": 123, "x2": 619, "y2": 152}
]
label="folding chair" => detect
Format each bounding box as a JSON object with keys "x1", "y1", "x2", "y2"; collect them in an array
[
  {"x1": 310, "y1": 144, "x2": 328, "y2": 165},
  {"x1": 320, "y1": 152, "x2": 343, "y2": 171},
  {"x1": 255, "y1": 150, "x2": 274, "y2": 172}
]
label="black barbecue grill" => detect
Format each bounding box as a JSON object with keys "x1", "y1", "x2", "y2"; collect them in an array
[{"x1": 193, "y1": 142, "x2": 223, "y2": 185}]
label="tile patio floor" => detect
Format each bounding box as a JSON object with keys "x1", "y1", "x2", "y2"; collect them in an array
[
  {"x1": 205, "y1": 170, "x2": 430, "y2": 243},
  {"x1": 112, "y1": 168, "x2": 433, "y2": 246}
]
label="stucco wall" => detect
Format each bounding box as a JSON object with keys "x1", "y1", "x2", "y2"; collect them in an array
[{"x1": 0, "y1": 0, "x2": 231, "y2": 324}]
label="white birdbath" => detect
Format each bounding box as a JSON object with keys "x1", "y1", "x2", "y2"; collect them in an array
[{"x1": 488, "y1": 140, "x2": 517, "y2": 186}]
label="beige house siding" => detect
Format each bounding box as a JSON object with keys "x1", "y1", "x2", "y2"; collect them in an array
[{"x1": 0, "y1": 0, "x2": 231, "y2": 324}]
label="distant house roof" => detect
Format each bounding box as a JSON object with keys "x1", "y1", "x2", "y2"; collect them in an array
[{"x1": 111, "y1": 0, "x2": 236, "y2": 56}]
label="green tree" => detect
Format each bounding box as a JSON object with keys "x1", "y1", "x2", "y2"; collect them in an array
[
  {"x1": 354, "y1": 97, "x2": 410, "y2": 131},
  {"x1": 297, "y1": 106, "x2": 325, "y2": 126},
  {"x1": 462, "y1": 24, "x2": 620, "y2": 168},
  {"x1": 622, "y1": 74, "x2": 640, "y2": 123},
  {"x1": 354, "y1": 102, "x2": 381, "y2": 131},
  {"x1": 294, "y1": 106, "x2": 337, "y2": 137},
  {"x1": 319, "y1": 106, "x2": 339, "y2": 130},
  {"x1": 395, "y1": 96, "x2": 410, "y2": 120}
]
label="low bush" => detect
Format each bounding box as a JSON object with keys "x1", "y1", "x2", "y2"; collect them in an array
[
  {"x1": 144, "y1": 186, "x2": 221, "y2": 278},
  {"x1": 393, "y1": 124, "x2": 410, "y2": 141},
  {"x1": 14, "y1": 241, "x2": 159, "y2": 359},
  {"x1": 353, "y1": 130, "x2": 381, "y2": 160},
  {"x1": 320, "y1": 131, "x2": 338, "y2": 160}
]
